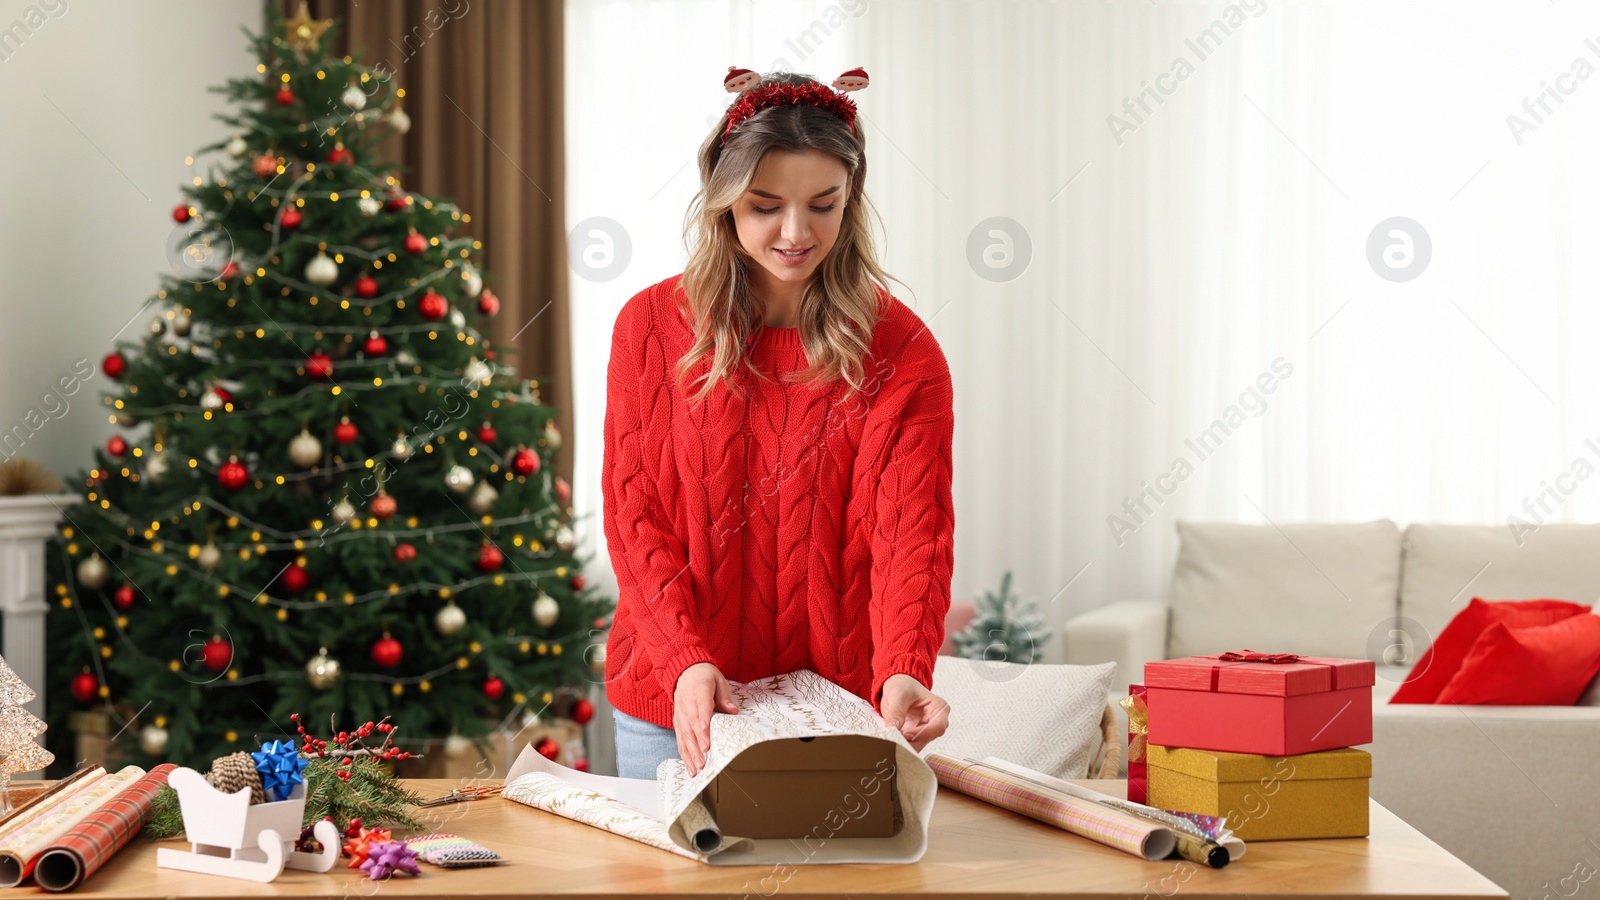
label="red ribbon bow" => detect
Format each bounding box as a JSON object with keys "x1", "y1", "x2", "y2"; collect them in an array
[{"x1": 1217, "y1": 649, "x2": 1302, "y2": 664}]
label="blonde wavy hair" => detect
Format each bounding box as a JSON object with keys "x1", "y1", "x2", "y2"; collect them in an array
[{"x1": 674, "y1": 70, "x2": 907, "y2": 407}]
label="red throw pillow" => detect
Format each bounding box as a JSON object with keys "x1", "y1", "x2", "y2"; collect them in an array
[
  {"x1": 1389, "y1": 598, "x2": 1591, "y2": 703},
  {"x1": 1435, "y1": 614, "x2": 1600, "y2": 705}
]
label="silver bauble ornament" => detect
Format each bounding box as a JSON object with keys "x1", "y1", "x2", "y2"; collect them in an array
[
  {"x1": 200, "y1": 389, "x2": 224, "y2": 411},
  {"x1": 172, "y1": 312, "x2": 192, "y2": 337},
  {"x1": 197, "y1": 542, "x2": 221, "y2": 572},
  {"x1": 148, "y1": 315, "x2": 166, "y2": 337},
  {"x1": 390, "y1": 435, "x2": 413, "y2": 461},
  {"x1": 450, "y1": 308, "x2": 467, "y2": 329},
  {"x1": 435, "y1": 601, "x2": 466, "y2": 636},
  {"x1": 139, "y1": 723, "x2": 169, "y2": 756},
  {"x1": 305, "y1": 251, "x2": 338, "y2": 286},
  {"x1": 463, "y1": 357, "x2": 492, "y2": 385},
  {"x1": 288, "y1": 428, "x2": 322, "y2": 468},
  {"x1": 387, "y1": 105, "x2": 411, "y2": 134},
  {"x1": 395, "y1": 350, "x2": 416, "y2": 368},
  {"x1": 331, "y1": 496, "x2": 357, "y2": 525},
  {"x1": 306, "y1": 648, "x2": 342, "y2": 690},
  {"x1": 444, "y1": 465, "x2": 474, "y2": 494},
  {"x1": 532, "y1": 592, "x2": 559, "y2": 628},
  {"x1": 341, "y1": 84, "x2": 367, "y2": 111},
  {"x1": 76, "y1": 553, "x2": 109, "y2": 589},
  {"x1": 358, "y1": 196, "x2": 381, "y2": 217},
  {"x1": 554, "y1": 525, "x2": 576, "y2": 553},
  {"x1": 226, "y1": 135, "x2": 247, "y2": 158},
  {"x1": 145, "y1": 451, "x2": 169, "y2": 482},
  {"x1": 467, "y1": 481, "x2": 497, "y2": 514},
  {"x1": 588, "y1": 642, "x2": 607, "y2": 674},
  {"x1": 462, "y1": 267, "x2": 483, "y2": 297},
  {"x1": 444, "y1": 734, "x2": 474, "y2": 758}
]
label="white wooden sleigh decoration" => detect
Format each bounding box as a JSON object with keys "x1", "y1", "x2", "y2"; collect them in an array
[{"x1": 154, "y1": 766, "x2": 340, "y2": 883}]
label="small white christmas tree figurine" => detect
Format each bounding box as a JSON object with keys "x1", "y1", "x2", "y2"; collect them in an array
[{"x1": 0, "y1": 656, "x2": 53, "y2": 812}]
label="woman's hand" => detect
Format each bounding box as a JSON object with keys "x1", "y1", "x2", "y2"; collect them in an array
[
  {"x1": 674, "y1": 662, "x2": 740, "y2": 777},
  {"x1": 880, "y1": 673, "x2": 950, "y2": 751}
]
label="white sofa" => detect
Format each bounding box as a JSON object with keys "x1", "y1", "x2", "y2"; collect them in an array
[{"x1": 1063, "y1": 519, "x2": 1600, "y2": 899}]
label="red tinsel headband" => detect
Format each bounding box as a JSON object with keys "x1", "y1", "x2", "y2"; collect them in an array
[{"x1": 722, "y1": 66, "x2": 869, "y2": 145}]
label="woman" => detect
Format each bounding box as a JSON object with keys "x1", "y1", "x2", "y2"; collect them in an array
[{"x1": 602, "y1": 68, "x2": 954, "y2": 780}]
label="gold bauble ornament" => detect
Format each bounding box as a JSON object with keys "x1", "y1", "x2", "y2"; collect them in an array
[
  {"x1": 391, "y1": 434, "x2": 412, "y2": 461},
  {"x1": 76, "y1": 553, "x2": 109, "y2": 589},
  {"x1": 145, "y1": 451, "x2": 169, "y2": 482},
  {"x1": 588, "y1": 642, "x2": 607, "y2": 674},
  {"x1": 173, "y1": 312, "x2": 192, "y2": 336},
  {"x1": 467, "y1": 481, "x2": 497, "y2": 515},
  {"x1": 139, "y1": 723, "x2": 169, "y2": 756},
  {"x1": 543, "y1": 420, "x2": 561, "y2": 451},
  {"x1": 444, "y1": 465, "x2": 474, "y2": 494},
  {"x1": 554, "y1": 525, "x2": 576, "y2": 553},
  {"x1": 288, "y1": 428, "x2": 322, "y2": 469},
  {"x1": 197, "y1": 542, "x2": 222, "y2": 572},
  {"x1": 305, "y1": 647, "x2": 342, "y2": 690},
  {"x1": 532, "y1": 592, "x2": 559, "y2": 629},
  {"x1": 435, "y1": 601, "x2": 466, "y2": 636},
  {"x1": 330, "y1": 496, "x2": 357, "y2": 525},
  {"x1": 444, "y1": 734, "x2": 474, "y2": 758}
]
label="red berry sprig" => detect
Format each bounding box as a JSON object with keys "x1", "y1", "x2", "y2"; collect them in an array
[{"x1": 290, "y1": 712, "x2": 414, "y2": 784}]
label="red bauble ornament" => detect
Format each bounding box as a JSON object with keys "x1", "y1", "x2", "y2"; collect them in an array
[
  {"x1": 477, "y1": 291, "x2": 500, "y2": 316},
  {"x1": 334, "y1": 418, "x2": 358, "y2": 445},
  {"x1": 475, "y1": 544, "x2": 504, "y2": 573},
  {"x1": 370, "y1": 635, "x2": 403, "y2": 668},
  {"x1": 393, "y1": 543, "x2": 417, "y2": 563},
  {"x1": 113, "y1": 584, "x2": 136, "y2": 610},
  {"x1": 282, "y1": 564, "x2": 310, "y2": 594},
  {"x1": 403, "y1": 231, "x2": 428, "y2": 255},
  {"x1": 354, "y1": 274, "x2": 379, "y2": 298},
  {"x1": 201, "y1": 637, "x2": 232, "y2": 672},
  {"x1": 275, "y1": 86, "x2": 295, "y2": 106},
  {"x1": 482, "y1": 675, "x2": 505, "y2": 701},
  {"x1": 363, "y1": 333, "x2": 387, "y2": 356},
  {"x1": 210, "y1": 386, "x2": 234, "y2": 404},
  {"x1": 253, "y1": 153, "x2": 278, "y2": 179},
  {"x1": 280, "y1": 207, "x2": 303, "y2": 229},
  {"x1": 417, "y1": 291, "x2": 448, "y2": 321},
  {"x1": 510, "y1": 448, "x2": 539, "y2": 476},
  {"x1": 102, "y1": 352, "x2": 127, "y2": 380},
  {"x1": 476, "y1": 423, "x2": 497, "y2": 444},
  {"x1": 535, "y1": 737, "x2": 559, "y2": 760},
  {"x1": 369, "y1": 492, "x2": 397, "y2": 520},
  {"x1": 327, "y1": 145, "x2": 353, "y2": 165},
  {"x1": 384, "y1": 190, "x2": 409, "y2": 212},
  {"x1": 219, "y1": 260, "x2": 240, "y2": 281},
  {"x1": 172, "y1": 205, "x2": 191, "y2": 224},
  {"x1": 571, "y1": 697, "x2": 594, "y2": 725},
  {"x1": 555, "y1": 478, "x2": 571, "y2": 504},
  {"x1": 570, "y1": 575, "x2": 586, "y2": 591},
  {"x1": 71, "y1": 671, "x2": 98, "y2": 703},
  {"x1": 573, "y1": 758, "x2": 590, "y2": 773},
  {"x1": 218, "y1": 459, "x2": 249, "y2": 491},
  {"x1": 306, "y1": 351, "x2": 333, "y2": 380},
  {"x1": 106, "y1": 436, "x2": 128, "y2": 458}
]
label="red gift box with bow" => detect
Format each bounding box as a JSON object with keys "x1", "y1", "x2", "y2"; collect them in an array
[{"x1": 1144, "y1": 650, "x2": 1375, "y2": 756}]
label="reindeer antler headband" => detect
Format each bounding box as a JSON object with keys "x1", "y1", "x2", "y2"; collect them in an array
[{"x1": 722, "y1": 66, "x2": 869, "y2": 145}]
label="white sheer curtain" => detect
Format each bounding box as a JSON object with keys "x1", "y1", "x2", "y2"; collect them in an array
[{"x1": 566, "y1": 0, "x2": 1600, "y2": 670}]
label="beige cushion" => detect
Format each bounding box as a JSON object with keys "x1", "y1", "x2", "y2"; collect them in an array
[
  {"x1": 1168, "y1": 519, "x2": 1402, "y2": 660},
  {"x1": 920, "y1": 656, "x2": 1115, "y2": 779},
  {"x1": 1399, "y1": 524, "x2": 1600, "y2": 648}
]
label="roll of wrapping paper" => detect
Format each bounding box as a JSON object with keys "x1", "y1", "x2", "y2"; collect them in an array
[
  {"x1": 0, "y1": 766, "x2": 143, "y2": 887},
  {"x1": 0, "y1": 767, "x2": 104, "y2": 839},
  {"x1": 32, "y1": 764, "x2": 177, "y2": 892},
  {"x1": 924, "y1": 753, "x2": 1177, "y2": 861}
]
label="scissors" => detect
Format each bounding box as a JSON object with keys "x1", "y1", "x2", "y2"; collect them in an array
[{"x1": 418, "y1": 784, "x2": 504, "y2": 807}]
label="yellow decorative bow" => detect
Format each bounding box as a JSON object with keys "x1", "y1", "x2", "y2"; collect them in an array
[{"x1": 1118, "y1": 692, "x2": 1148, "y2": 762}]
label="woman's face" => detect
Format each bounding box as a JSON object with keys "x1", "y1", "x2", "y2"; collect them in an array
[{"x1": 731, "y1": 148, "x2": 849, "y2": 293}]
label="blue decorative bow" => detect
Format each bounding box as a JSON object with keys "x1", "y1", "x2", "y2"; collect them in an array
[{"x1": 251, "y1": 739, "x2": 309, "y2": 802}]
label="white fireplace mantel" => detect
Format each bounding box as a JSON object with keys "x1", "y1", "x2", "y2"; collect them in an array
[{"x1": 0, "y1": 493, "x2": 78, "y2": 766}]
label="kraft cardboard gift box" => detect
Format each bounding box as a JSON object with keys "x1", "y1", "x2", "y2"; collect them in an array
[
  {"x1": 1146, "y1": 744, "x2": 1371, "y2": 841},
  {"x1": 702, "y1": 733, "x2": 902, "y2": 839},
  {"x1": 1144, "y1": 653, "x2": 1375, "y2": 756}
]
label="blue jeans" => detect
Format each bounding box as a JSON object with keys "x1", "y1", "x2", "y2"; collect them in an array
[{"x1": 613, "y1": 708, "x2": 680, "y2": 779}]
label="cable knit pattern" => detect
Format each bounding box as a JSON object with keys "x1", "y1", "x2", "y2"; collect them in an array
[{"x1": 603, "y1": 273, "x2": 955, "y2": 730}]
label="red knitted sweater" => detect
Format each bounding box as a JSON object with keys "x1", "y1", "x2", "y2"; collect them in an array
[{"x1": 602, "y1": 273, "x2": 955, "y2": 730}]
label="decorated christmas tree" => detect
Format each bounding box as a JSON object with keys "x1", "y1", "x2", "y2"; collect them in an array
[
  {"x1": 44, "y1": 3, "x2": 611, "y2": 771},
  {"x1": 950, "y1": 571, "x2": 1053, "y2": 664}
]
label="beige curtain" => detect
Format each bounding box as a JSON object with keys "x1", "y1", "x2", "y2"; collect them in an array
[{"x1": 279, "y1": 0, "x2": 572, "y2": 485}]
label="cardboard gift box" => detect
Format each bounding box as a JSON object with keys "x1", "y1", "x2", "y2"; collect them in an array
[
  {"x1": 1147, "y1": 744, "x2": 1370, "y2": 841},
  {"x1": 703, "y1": 733, "x2": 901, "y2": 839},
  {"x1": 1144, "y1": 652, "x2": 1375, "y2": 756}
]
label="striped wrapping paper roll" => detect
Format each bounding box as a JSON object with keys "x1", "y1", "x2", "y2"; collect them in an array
[
  {"x1": 33, "y1": 764, "x2": 177, "y2": 892},
  {"x1": 924, "y1": 754, "x2": 1174, "y2": 861},
  {"x1": 0, "y1": 768, "x2": 105, "y2": 842},
  {"x1": 0, "y1": 766, "x2": 144, "y2": 887}
]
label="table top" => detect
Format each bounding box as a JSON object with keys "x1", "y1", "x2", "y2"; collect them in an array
[{"x1": 30, "y1": 778, "x2": 1506, "y2": 900}]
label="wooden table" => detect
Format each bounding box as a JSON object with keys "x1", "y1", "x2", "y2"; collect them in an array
[{"x1": 26, "y1": 778, "x2": 1505, "y2": 900}]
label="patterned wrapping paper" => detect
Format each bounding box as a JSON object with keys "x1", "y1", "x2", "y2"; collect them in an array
[
  {"x1": 0, "y1": 766, "x2": 144, "y2": 887},
  {"x1": 0, "y1": 768, "x2": 106, "y2": 845},
  {"x1": 923, "y1": 753, "x2": 1171, "y2": 860},
  {"x1": 503, "y1": 669, "x2": 937, "y2": 866},
  {"x1": 32, "y1": 764, "x2": 177, "y2": 892}
]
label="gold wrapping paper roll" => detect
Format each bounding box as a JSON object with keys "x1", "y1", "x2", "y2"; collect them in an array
[{"x1": 0, "y1": 766, "x2": 143, "y2": 887}]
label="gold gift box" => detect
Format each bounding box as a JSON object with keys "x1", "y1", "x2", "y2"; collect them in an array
[{"x1": 1147, "y1": 744, "x2": 1370, "y2": 841}]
